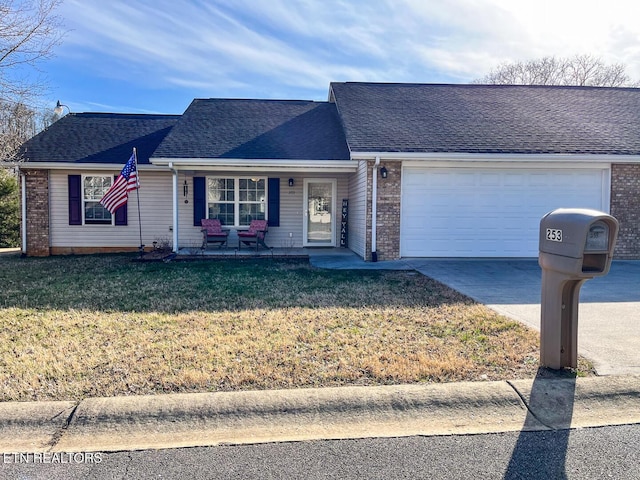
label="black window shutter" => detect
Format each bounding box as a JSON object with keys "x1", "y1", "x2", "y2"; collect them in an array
[
  {"x1": 68, "y1": 175, "x2": 82, "y2": 225},
  {"x1": 114, "y1": 174, "x2": 128, "y2": 225},
  {"x1": 268, "y1": 178, "x2": 280, "y2": 227},
  {"x1": 193, "y1": 177, "x2": 206, "y2": 226},
  {"x1": 114, "y1": 203, "x2": 128, "y2": 225}
]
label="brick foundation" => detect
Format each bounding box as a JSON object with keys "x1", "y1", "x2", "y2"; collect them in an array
[
  {"x1": 611, "y1": 164, "x2": 640, "y2": 259},
  {"x1": 23, "y1": 169, "x2": 50, "y2": 256}
]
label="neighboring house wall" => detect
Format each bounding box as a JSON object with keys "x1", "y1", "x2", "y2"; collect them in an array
[
  {"x1": 49, "y1": 170, "x2": 173, "y2": 253},
  {"x1": 347, "y1": 161, "x2": 367, "y2": 258},
  {"x1": 23, "y1": 169, "x2": 50, "y2": 256},
  {"x1": 611, "y1": 163, "x2": 640, "y2": 259}
]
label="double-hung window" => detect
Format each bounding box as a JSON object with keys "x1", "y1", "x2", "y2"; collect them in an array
[
  {"x1": 83, "y1": 175, "x2": 113, "y2": 225},
  {"x1": 207, "y1": 177, "x2": 266, "y2": 226}
]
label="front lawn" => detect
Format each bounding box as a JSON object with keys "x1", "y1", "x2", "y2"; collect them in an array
[{"x1": 0, "y1": 254, "x2": 550, "y2": 401}]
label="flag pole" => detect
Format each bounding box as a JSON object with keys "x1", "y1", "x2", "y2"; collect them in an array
[{"x1": 133, "y1": 147, "x2": 144, "y2": 255}]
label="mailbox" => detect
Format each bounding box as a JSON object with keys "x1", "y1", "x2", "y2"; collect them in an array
[
  {"x1": 538, "y1": 208, "x2": 618, "y2": 370},
  {"x1": 539, "y1": 208, "x2": 618, "y2": 277}
]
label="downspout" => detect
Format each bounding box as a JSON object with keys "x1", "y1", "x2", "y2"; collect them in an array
[
  {"x1": 20, "y1": 170, "x2": 27, "y2": 255},
  {"x1": 169, "y1": 163, "x2": 179, "y2": 253},
  {"x1": 371, "y1": 156, "x2": 380, "y2": 262}
]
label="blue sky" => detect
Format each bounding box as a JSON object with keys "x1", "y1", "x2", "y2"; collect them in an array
[{"x1": 41, "y1": 0, "x2": 640, "y2": 115}]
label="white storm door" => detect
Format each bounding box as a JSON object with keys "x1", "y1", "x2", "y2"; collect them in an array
[{"x1": 303, "y1": 179, "x2": 337, "y2": 247}]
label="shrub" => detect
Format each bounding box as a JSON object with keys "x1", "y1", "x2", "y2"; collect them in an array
[{"x1": 0, "y1": 168, "x2": 20, "y2": 247}]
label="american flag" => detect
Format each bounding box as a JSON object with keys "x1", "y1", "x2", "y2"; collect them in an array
[{"x1": 99, "y1": 151, "x2": 139, "y2": 214}]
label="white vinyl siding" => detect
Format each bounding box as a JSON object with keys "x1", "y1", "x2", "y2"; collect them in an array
[
  {"x1": 50, "y1": 170, "x2": 173, "y2": 248},
  {"x1": 177, "y1": 173, "x2": 351, "y2": 250},
  {"x1": 346, "y1": 160, "x2": 367, "y2": 258},
  {"x1": 401, "y1": 164, "x2": 609, "y2": 258}
]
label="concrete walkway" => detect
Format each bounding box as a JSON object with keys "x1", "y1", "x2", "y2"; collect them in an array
[{"x1": 310, "y1": 254, "x2": 640, "y2": 376}]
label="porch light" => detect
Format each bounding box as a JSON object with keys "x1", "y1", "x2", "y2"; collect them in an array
[
  {"x1": 54, "y1": 100, "x2": 70, "y2": 116},
  {"x1": 380, "y1": 166, "x2": 388, "y2": 179},
  {"x1": 288, "y1": 178, "x2": 294, "y2": 187}
]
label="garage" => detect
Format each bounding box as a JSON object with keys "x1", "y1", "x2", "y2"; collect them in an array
[{"x1": 400, "y1": 165, "x2": 609, "y2": 257}]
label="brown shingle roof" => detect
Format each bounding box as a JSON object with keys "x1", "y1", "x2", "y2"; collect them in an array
[{"x1": 330, "y1": 82, "x2": 640, "y2": 155}]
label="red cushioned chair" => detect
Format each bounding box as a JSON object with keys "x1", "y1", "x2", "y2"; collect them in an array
[
  {"x1": 201, "y1": 218, "x2": 229, "y2": 249},
  {"x1": 237, "y1": 219, "x2": 269, "y2": 251}
]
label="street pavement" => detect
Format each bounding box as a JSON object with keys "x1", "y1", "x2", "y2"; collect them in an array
[{"x1": 3, "y1": 424, "x2": 640, "y2": 479}]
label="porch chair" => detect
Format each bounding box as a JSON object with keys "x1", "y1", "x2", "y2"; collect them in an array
[
  {"x1": 201, "y1": 218, "x2": 229, "y2": 249},
  {"x1": 237, "y1": 219, "x2": 270, "y2": 251}
]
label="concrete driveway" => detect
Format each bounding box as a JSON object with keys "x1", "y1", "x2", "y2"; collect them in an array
[{"x1": 405, "y1": 259, "x2": 640, "y2": 376}]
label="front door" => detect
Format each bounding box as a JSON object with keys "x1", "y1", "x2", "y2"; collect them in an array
[{"x1": 303, "y1": 179, "x2": 336, "y2": 247}]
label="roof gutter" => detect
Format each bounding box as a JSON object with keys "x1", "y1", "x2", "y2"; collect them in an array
[
  {"x1": 349, "y1": 152, "x2": 640, "y2": 163},
  {"x1": 9, "y1": 159, "x2": 358, "y2": 173},
  {"x1": 169, "y1": 162, "x2": 179, "y2": 253},
  {"x1": 151, "y1": 158, "x2": 357, "y2": 172},
  {"x1": 8, "y1": 162, "x2": 172, "y2": 171}
]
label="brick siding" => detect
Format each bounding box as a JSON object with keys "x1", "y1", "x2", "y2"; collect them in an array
[
  {"x1": 365, "y1": 160, "x2": 402, "y2": 261},
  {"x1": 611, "y1": 164, "x2": 640, "y2": 259},
  {"x1": 23, "y1": 169, "x2": 50, "y2": 256}
]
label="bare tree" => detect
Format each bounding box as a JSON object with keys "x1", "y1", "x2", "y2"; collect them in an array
[
  {"x1": 476, "y1": 54, "x2": 639, "y2": 87},
  {"x1": 0, "y1": 98, "x2": 37, "y2": 161},
  {"x1": 0, "y1": 0, "x2": 65, "y2": 100},
  {"x1": 0, "y1": 0, "x2": 64, "y2": 161},
  {"x1": 0, "y1": 1, "x2": 64, "y2": 245}
]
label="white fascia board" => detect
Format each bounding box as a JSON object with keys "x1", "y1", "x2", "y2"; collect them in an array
[
  {"x1": 151, "y1": 157, "x2": 357, "y2": 172},
  {"x1": 349, "y1": 151, "x2": 640, "y2": 163},
  {"x1": 402, "y1": 160, "x2": 612, "y2": 170},
  {"x1": 14, "y1": 162, "x2": 171, "y2": 171}
]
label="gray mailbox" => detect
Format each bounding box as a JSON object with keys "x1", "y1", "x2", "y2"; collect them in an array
[{"x1": 538, "y1": 208, "x2": 618, "y2": 370}]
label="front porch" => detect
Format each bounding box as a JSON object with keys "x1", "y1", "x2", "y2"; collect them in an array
[
  {"x1": 169, "y1": 244, "x2": 410, "y2": 270},
  {"x1": 175, "y1": 245, "x2": 357, "y2": 259}
]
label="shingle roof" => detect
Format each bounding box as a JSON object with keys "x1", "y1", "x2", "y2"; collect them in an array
[
  {"x1": 153, "y1": 99, "x2": 350, "y2": 160},
  {"x1": 330, "y1": 82, "x2": 640, "y2": 155},
  {"x1": 20, "y1": 113, "x2": 180, "y2": 164}
]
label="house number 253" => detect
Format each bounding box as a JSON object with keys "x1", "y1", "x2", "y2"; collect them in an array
[{"x1": 546, "y1": 228, "x2": 563, "y2": 242}]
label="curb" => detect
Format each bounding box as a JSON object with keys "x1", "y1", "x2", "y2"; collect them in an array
[{"x1": 1, "y1": 376, "x2": 638, "y2": 453}]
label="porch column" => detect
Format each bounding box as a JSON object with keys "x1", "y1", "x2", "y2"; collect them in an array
[{"x1": 171, "y1": 165, "x2": 179, "y2": 252}]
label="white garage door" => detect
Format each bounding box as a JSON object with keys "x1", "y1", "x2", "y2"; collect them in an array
[{"x1": 401, "y1": 166, "x2": 608, "y2": 257}]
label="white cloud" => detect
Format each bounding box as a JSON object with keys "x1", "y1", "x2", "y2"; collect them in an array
[{"x1": 57, "y1": 0, "x2": 640, "y2": 101}]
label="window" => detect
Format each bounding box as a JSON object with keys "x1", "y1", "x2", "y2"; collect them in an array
[
  {"x1": 83, "y1": 175, "x2": 113, "y2": 225},
  {"x1": 207, "y1": 177, "x2": 266, "y2": 226}
]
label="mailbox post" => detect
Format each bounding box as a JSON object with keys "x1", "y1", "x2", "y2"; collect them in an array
[{"x1": 538, "y1": 208, "x2": 618, "y2": 370}]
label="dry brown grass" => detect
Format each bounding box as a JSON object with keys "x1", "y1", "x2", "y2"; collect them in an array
[{"x1": 0, "y1": 254, "x2": 584, "y2": 402}]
